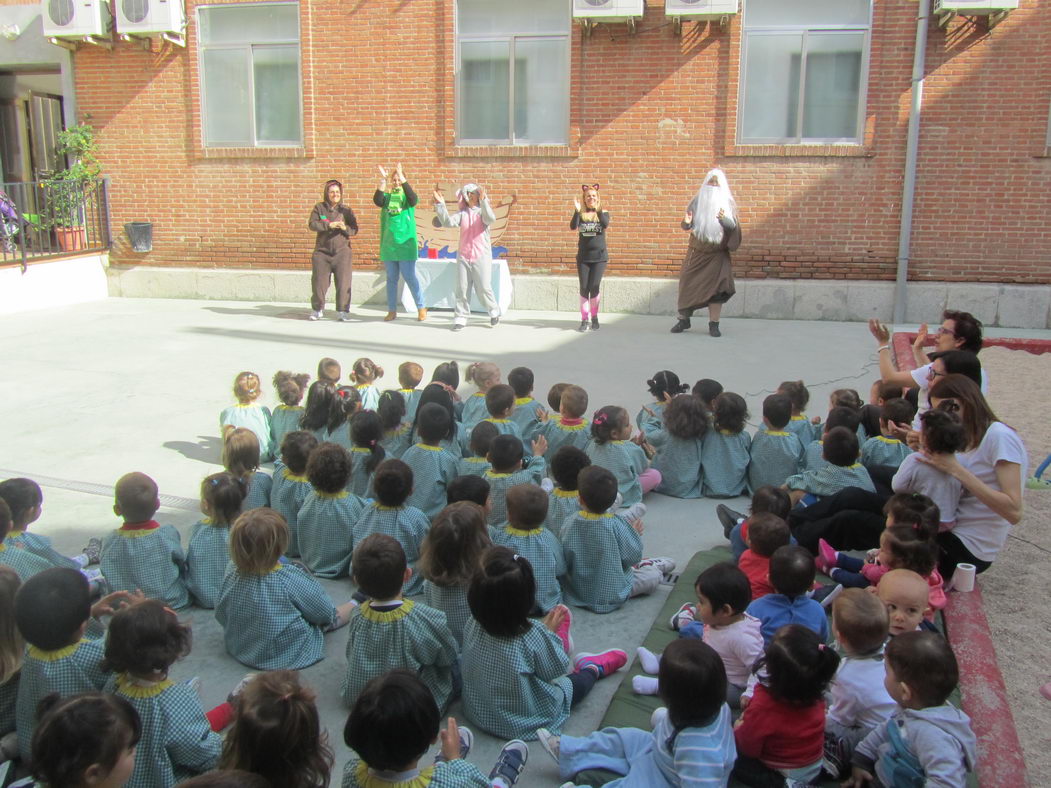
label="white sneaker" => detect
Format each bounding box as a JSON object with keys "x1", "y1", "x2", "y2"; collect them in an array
[
  {"x1": 308, "y1": 310, "x2": 323, "y2": 321},
  {"x1": 637, "y1": 557, "x2": 676, "y2": 575},
  {"x1": 338, "y1": 311, "x2": 352, "y2": 322}
]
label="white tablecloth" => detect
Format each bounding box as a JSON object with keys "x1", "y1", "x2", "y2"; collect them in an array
[{"x1": 401, "y1": 259, "x2": 512, "y2": 313}]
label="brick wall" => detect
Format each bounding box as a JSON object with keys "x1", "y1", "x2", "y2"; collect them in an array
[{"x1": 62, "y1": 0, "x2": 1050, "y2": 283}]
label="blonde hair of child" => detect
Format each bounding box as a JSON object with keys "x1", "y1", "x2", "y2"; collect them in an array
[
  {"x1": 230, "y1": 508, "x2": 288, "y2": 576},
  {"x1": 418, "y1": 502, "x2": 491, "y2": 587},
  {"x1": 0, "y1": 566, "x2": 23, "y2": 684},
  {"x1": 398, "y1": 362, "x2": 424, "y2": 390},
  {"x1": 223, "y1": 428, "x2": 261, "y2": 478},
  {"x1": 233, "y1": 371, "x2": 262, "y2": 404},
  {"x1": 465, "y1": 362, "x2": 500, "y2": 390}
]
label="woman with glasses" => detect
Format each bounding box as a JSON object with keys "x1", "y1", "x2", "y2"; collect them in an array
[{"x1": 570, "y1": 184, "x2": 609, "y2": 332}]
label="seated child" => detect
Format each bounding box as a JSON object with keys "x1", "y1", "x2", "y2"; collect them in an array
[
  {"x1": 484, "y1": 434, "x2": 548, "y2": 527},
  {"x1": 348, "y1": 410, "x2": 386, "y2": 497},
  {"x1": 447, "y1": 475, "x2": 491, "y2": 510},
  {"x1": 892, "y1": 408, "x2": 966, "y2": 531},
  {"x1": 737, "y1": 513, "x2": 791, "y2": 600},
  {"x1": 860, "y1": 397, "x2": 916, "y2": 470},
  {"x1": 538, "y1": 640, "x2": 736, "y2": 786},
  {"x1": 644, "y1": 394, "x2": 708, "y2": 499},
  {"x1": 0, "y1": 497, "x2": 51, "y2": 581},
  {"x1": 100, "y1": 472, "x2": 189, "y2": 609},
  {"x1": 586, "y1": 406, "x2": 660, "y2": 507},
  {"x1": 732, "y1": 624, "x2": 840, "y2": 786},
  {"x1": 377, "y1": 389, "x2": 413, "y2": 460},
  {"x1": 352, "y1": 460, "x2": 430, "y2": 596},
  {"x1": 483, "y1": 384, "x2": 526, "y2": 444},
  {"x1": 508, "y1": 366, "x2": 547, "y2": 443},
  {"x1": 462, "y1": 362, "x2": 502, "y2": 431},
  {"x1": 636, "y1": 370, "x2": 687, "y2": 429},
  {"x1": 223, "y1": 428, "x2": 272, "y2": 511},
  {"x1": 461, "y1": 546, "x2": 626, "y2": 739},
  {"x1": 402, "y1": 403, "x2": 460, "y2": 519},
  {"x1": 220, "y1": 371, "x2": 273, "y2": 462},
  {"x1": 341, "y1": 534, "x2": 458, "y2": 711},
  {"x1": 723, "y1": 484, "x2": 793, "y2": 562},
  {"x1": 102, "y1": 600, "x2": 222, "y2": 786},
  {"x1": 874, "y1": 569, "x2": 932, "y2": 637},
  {"x1": 851, "y1": 631, "x2": 976, "y2": 787},
  {"x1": 215, "y1": 508, "x2": 355, "y2": 670},
  {"x1": 343, "y1": 669, "x2": 529, "y2": 788},
  {"x1": 491, "y1": 485, "x2": 565, "y2": 614},
  {"x1": 783, "y1": 426, "x2": 876, "y2": 506},
  {"x1": 803, "y1": 406, "x2": 862, "y2": 473},
  {"x1": 700, "y1": 392, "x2": 751, "y2": 498},
  {"x1": 270, "y1": 370, "x2": 310, "y2": 450},
  {"x1": 420, "y1": 501, "x2": 493, "y2": 647},
  {"x1": 412, "y1": 384, "x2": 470, "y2": 459},
  {"x1": 458, "y1": 421, "x2": 498, "y2": 477},
  {"x1": 693, "y1": 378, "x2": 724, "y2": 411},
  {"x1": 350, "y1": 357, "x2": 384, "y2": 412},
  {"x1": 746, "y1": 545, "x2": 829, "y2": 644},
  {"x1": 186, "y1": 472, "x2": 245, "y2": 609},
  {"x1": 544, "y1": 446, "x2": 590, "y2": 539},
  {"x1": 748, "y1": 394, "x2": 804, "y2": 493},
  {"x1": 860, "y1": 381, "x2": 904, "y2": 440},
  {"x1": 269, "y1": 430, "x2": 319, "y2": 557},
  {"x1": 538, "y1": 384, "x2": 591, "y2": 459},
  {"x1": 318, "y1": 356, "x2": 342, "y2": 385},
  {"x1": 398, "y1": 361, "x2": 425, "y2": 421},
  {"x1": 777, "y1": 379, "x2": 816, "y2": 446},
  {"x1": 0, "y1": 564, "x2": 20, "y2": 746},
  {"x1": 297, "y1": 442, "x2": 364, "y2": 578},
  {"x1": 823, "y1": 590, "x2": 896, "y2": 779},
  {"x1": 561, "y1": 466, "x2": 673, "y2": 614}
]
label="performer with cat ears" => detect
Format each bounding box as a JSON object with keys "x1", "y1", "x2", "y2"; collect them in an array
[{"x1": 571, "y1": 184, "x2": 610, "y2": 332}]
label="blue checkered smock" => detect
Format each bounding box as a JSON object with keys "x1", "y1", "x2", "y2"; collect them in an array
[
  {"x1": 460, "y1": 392, "x2": 490, "y2": 432},
  {"x1": 802, "y1": 439, "x2": 830, "y2": 473},
  {"x1": 348, "y1": 448, "x2": 377, "y2": 497},
  {"x1": 242, "y1": 470, "x2": 273, "y2": 511},
  {"x1": 786, "y1": 415, "x2": 817, "y2": 447},
  {"x1": 270, "y1": 464, "x2": 312, "y2": 558},
  {"x1": 512, "y1": 396, "x2": 546, "y2": 443},
  {"x1": 185, "y1": 519, "x2": 231, "y2": 609},
  {"x1": 220, "y1": 403, "x2": 274, "y2": 462},
  {"x1": 2, "y1": 530, "x2": 79, "y2": 571},
  {"x1": 784, "y1": 462, "x2": 876, "y2": 497},
  {"x1": 456, "y1": 456, "x2": 492, "y2": 478},
  {"x1": 483, "y1": 457, "x2": 546, "y2": 527},
  {"x1": 490, "y1": 526, "x2": 566, "y2": 612},
  {"x1": 380, "y1": 421, "x2": 414, "y2": 459},
  {"x1": 297, "y1": 490, "x2": 365, "y2": 578},
  {"x1": 747, "y1": 430, "x2": 804, "y2": 493},
  {"x1": 356, "y1": 383, "x2": 380, "y2": 412},
  {"x1": 543, "y1": 488, "x2": 580, "y2": 540},
  {"x1": 647, "y1": 427, "x2": 704, "y2": 499},
  {"x1": 100, "y1": 523, "x2": 189, "y2": 609},
  {"x1": 538, "y1": 417, "x2": 591, "y2": 460},
  {"x1": 636, "y1": 401, "x2": 667, "y2": 430},
  {"x1": 399, "y1": 388, "x2": 423, "y2": 421},
  {"x1": 342, "y1": 758, "x2": 489, "y2": 787},
  {"x1": 700, "y1": 429, "x2": 752, "y2": 498},
  {"x1": 585, "y1": 440, "x2": 648, "y2": 506},
  {"x1": 561, "y1": 511, "x2": 642, "y2": 613},
  {"x1": 270, "y1": 404, "x2": 304, "y2": 450},
  {"x1": 402, "y1": 444, "x2": 461, "y2": 519},
  {"x1": 0, "y1": 542, "x2": 53, "y2": 581},
  {"x1": 352, "y1": 502, "x2": 430, "y2": 596},
  {"x1": 861, "y1": 436, "x2": 912, "y2": 470},
  {"x1": 423, "y1": 580, "x2": 471, "y2": 648}
]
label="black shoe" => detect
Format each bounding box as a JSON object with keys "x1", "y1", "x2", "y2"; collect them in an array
[
  {"x1": 491, "y1": 316, "x2": 500, "y2": 326},
  {"x1": 716, "y1": 504, "x2": 745, "y2": 538},
  {"x1": 591, "y1": 316, "x2": 600, "y2": 330},
  {"x1": 577, "y1": 320, "x2": 589, "y2": 332},
  {"x1": 709, "y1": 321, "x2": 721, "y2": 337},
  {"x1": 670, "y1": 318, "x2": 691, "y2": 334},
  {"x1": 452, "y1": 324, "x2": 465, "y2": 332}
]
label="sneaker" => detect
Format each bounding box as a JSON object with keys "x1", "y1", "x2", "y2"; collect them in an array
[
  {"x1": 82, "y1": 537, "x2": 102, "y2": 565},
  {"x1": 227, "y1": 673, "x2": 257, "y2": 706},
  {"x1": 812, "y1": 583, "x2": 844, "y2": 609},
  {"x1": 1026, "y1": 476, "x2": 1051, "y2": 490},
  {"x1": 822, "y1": 731, "x2": 849, "y2": 780},
  {"x1": 308, "y1": 310, "x2": 323, "y2": 321},
  {"x1": 338, "y1": 311, "x2": 352, "y2": 322},
  {"x1": 435, "y1": 725, "x2": 473, "y2": 763},
  {"x1": 535, "y1": 727, "x2": 560, "y2": 763},
  {"x1": 708, "y1": 321, "x2": 721, "y2": 337},
  {"x1": 574, "y1": 649, "x2": 628, "y2": 678},
  {"x1": 452, "y1": 323, "x2": 465, "y2": 332},
  {"x1": 186, "y1": 676, "x2": 202, "y2": 695},
  {"x1": 489, "y1": 739, "x2": 528, "y2": 787},
  {"x1": 816, "y1": 539, "x2": 838, "y2": 575},
  {"x1": 669, "y1": 602, "x2": 696, "y2": 631},
  {"x1": 717, "y1": 504, "x2": 745, "y2": 538},
  {"x1": 577, "y1": 320, "x2": 589, "y2": 332},
  {"x1": 637, "y1": 557, "x2": 676, "y2": 576},
  {"x1": 554, "y1": 605, "x2": 574, "y2": 656},
  {"x1": 591, "y1": 316, "x2": 600, "y2": 330},
  {"x1": 670, "y1": 318, "x2": 691, "y2": 333},
  {"x1": 491, "y1": 316, "x2": 501, "y2": 326}
]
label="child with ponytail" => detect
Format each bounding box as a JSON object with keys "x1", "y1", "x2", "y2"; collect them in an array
[{"x1": 186, "y1": 472, "x2": 246, "y2": 608}]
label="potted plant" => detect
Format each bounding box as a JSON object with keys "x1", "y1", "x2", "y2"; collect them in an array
[{"x1": 47, "y1": 122, "x2": 100, "y2": 252}]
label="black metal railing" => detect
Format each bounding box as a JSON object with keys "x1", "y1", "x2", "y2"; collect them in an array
[{"x1": 0, "y1": 178, "x2": 111, "y2": 271}]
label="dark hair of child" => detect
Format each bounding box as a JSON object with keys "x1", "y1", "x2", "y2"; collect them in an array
[
  {"x1": 419, "y1": 502, "x2": 491, "y2": 587},
  {"x1": 351, "y1": 358, "x2": 384, "y2": 384},
  {"x1": 590, "y1": 405, "x2": 628, "y2": 445},
  {"x1": 201, "y1": 472, "x2": 246, "y2": 527},
  {"x1": 446, "y1": 475, "x2": 490, "y2": 507},
  {"x1": 488, "y1": 434, "x2": 524, "y2": 472},
  {"x1": 101, "y1": 599, "x2": 192, "y2": 677},
  {"x1": 559, "y1": 384, "x2": 589, "y2": 418},
  {"x1": 233, "y1": 371, "x2": 262, "y2": 404},
  {"x1": 14, "y1": 567, "x2": 90, "y2": 650},
  {"x1": 547, "y1": 382, "x2": 570, "y2": 412},
  {"x1": 299, "y1": 381, "x2": 337, "y2": 432},
  {"x1": 0, "y1": 565, "x2": 22, "y2": 686},
  {"x1": 747, "y1": 513, "x2": 790, "y2": 558},
  {"x1": 376, "y1": 390, "x2": 407, "y2": 431},
  {"x1": 468, "y1": 546, "x2": 535, "y2": 637},
  {"x1": 398, "y1": 361, "x2": 424, "y2": 390},
  {"x1": 430, "y1": 361, "x2": 460, "y2": 390},
  {"x1": 176, "y1": 770, "x2": 272, "y2": 787},
  {"x1": 884, "y1": 492, "x2": 941, "y2": 533},
  {"x1": 0, "y1": 476, "x2": 41, "y2": 524},
  {"x1": 919, "y1": 408, "x2": 967, "y2": 454},
  {"x1": 507, "y1": 367, "x2": 534, "y2": 398},
  {"x1": 351, "y1": 410, "x2": 386, "y2": 474},
  {"x1": 485, "y1": 384, "x2": 515, "y2": 418},
  {"x1": 777, "y1": 380, "x2": 810, "y2": 413},
  {"x1": 822, "y1": 426, "x2": 860, "y2": 467},
  {"x1": 306, "y1": 442, "x2": 352, "y2": 494},
  {"x1": 280, "y1": 430, "x2": 320, "y2": 476},
  {"x1": 344, "y1": 669, "x2": 440, "y2": 773},
  {"x1": 882, "y1": 523, "x2": 938, "y2": 576},
  {"x1": 577, "y1": 465, "x2": 618, "y2": 514},
  {"x1": 754, "y1": 623, "x2": 840, "y2": 706},
  {"x1": 692, "y1": 378, "x2": 723, "y2": 405},
  {"x1": 824, "y1": 406, "x2": 861, "y2": 435},
  {"x1": 273, "y1": 371, "x2": 311, "y2": 407},
  {"x1": 550, "y1": 446, "x2": 591, "y2": 491},
  {"x1": 659, "y1": 639, "x2": 728, "y2": 730},
  {"x1": 884, "y1": 630, "x2": 959, "y2": 708},
  {"x1": 317, "y1": 357, "x2": 341, "y2": 385},
  {"x1": 469, "y1": 420, "x2": 500, "y2": 457},
  {"x1": 0, "y1": 499, "x2": 9, "y2": 541},
  {"x1": 762, "y1": 394, "x2": 792, "y2": 430},
  {"x1": 663, "y1": 394, "x2": 710, "y2": 441},
  {"x1": 230, "y1": 509, "x2": 288, "y2": 576},
  {"x1": 750, "y1": 485, "x2": 792, "y2": 521},
  {"x1": 878, "y1": 381, "x2": 904, "y2": 401},
  {"x1": 223, "y1": 428, "x2": 262, "y2": 478},
  {"x1": 832, "y1": 588, "x2": 889, "y2": 655},
  {"x1": 353, "y1": 534, "x2": 407, "y2": 600},
  {"x1": 712, "y1": 392, "x2": 747, "y2": 434},
  {"x1": 114, "y1": 471, "x2": 160, "y2": 523},
  {"x1": 505, "y1": 484, "x2": 548, "y2": 529},
  {"x1": 220, "y1": 670, "x2": 332, "y2": 788},
  {"x1": 694, "y1": 562, "x2": 752, "y2": 615},
  {"x1": 830, "y1": 388, "x2": 863, "y2": 411},
  {"x1": 646, "y1": 370, "x2": 688, "y2": 400},
  {"x1": 768, "y1": 545, "x2": 816, "y2": 599},
  {"x1": 880, "y1": 397, "x2": 917, "y2": 429},
  {"x1": 415, "y1": 400, "x2": 454, "y2": 444},
  {"x1": 30, "y1": 692, "x2": 141, "y2": 788},
  {"x1": 332, "y1": 386, "x2": 363, "y2": 433},
  {"x1": 372, "y1": 459, "x2": 413, "y2": 507}
]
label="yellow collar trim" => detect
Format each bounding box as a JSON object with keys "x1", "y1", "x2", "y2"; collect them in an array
[
  {"x1": 848, "y1": 463, "x2": 864, "y2": 470},
  {"x1": 553, "y1": 488, "x2": 577, "y2": 498},
  {"x1": 764, "y1": 430, "x2": 791, "y2": 437},
  {"x1": 399, "y1": 388, "x2": 416, "y2": 395},
  {"x1": 791, "y1": 414, "x2": 808, "y2": 421},
  {"x1": 464, "y1": 457, "x2": 488, "y2": 464},
  {"x1": 356, "y1": 383, "x2": 372, "y2": 390},
  {"x1": 514, "y1": 397, "x2": 534, "y2": 406},
  {"x1": 557, "y1": 421, "x2": 587, "y2": 432},
  {"x1": 875, "y1": 436, "x2": 902, "y2": 445},
  {"x1": 115, "y1": 673, "x2": 174, "y2": 699},
  {"x1": 580, "y1": 511, "x2": 612, "y2": 520},
  {"x1": 28, "y1": 639, "x2": 89, "y2": 662},
  {"x1": 504, "y1": 525, "x2": 544, "y2": 536},
  {"x1": 414, "y1": 443, "x2": 443, "y2": 451},
  {"x1": 6, "y1": 529, "x2": 24, "y2": 538},
  {"x1": 234, "y1": 403, "x2": 260, "y2": 408},
  {"x1": 485, "y1": 471, "x2": 512, "y2": 479},
  {"x1": 360, "y1": 599, "x2": 413, "y2": 622},
  {"x1": 268, "y1": 564, "x2": 284, "y2": 574},
  {"x1": 356, "y1": 762, "x2": 435, "y2": 788},
  {"x1": 275, "y1": 404, "x2": 303, "y2": 411},
  {"x1": 373, "y1": 503, "x2": 404, "y2": 511},
  {"x1": 282, "y1": 469, "x2": 309, "y2": 482},
  {"x1": 718, "y1": 429, "x2": 742, "y2": 436},
  {"x1": 352, "y1": 447, "x2": 372, "y2": 454},
  {"x1": 118, "y1": 528, "x2": 159, "y2": 539},
  {"x1": 471, "y1": 392, "x2": 486, "y2": 398},
  {"x1": 316, "y1": 490, "x2": 349, "y2": 500},
  {"x1": 485, "y1": 418, "x2": 511, "y2": 424}
]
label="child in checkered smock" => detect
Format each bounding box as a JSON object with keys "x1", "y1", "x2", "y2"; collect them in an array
[
  {"x1": 186, "y1": 472, "x2": 245, "y2": 609},
  {"x1": 101, "y1": 472, "x2": 189, "y2": 609},
  {"x1": 342, "y1": 535, "x2": 458, "y2": 711},
  {"x1": 803, "y1": 406, "x2": 862, "y2": 473},
  {"x1": 538, "y1": 384, "x2": 592, "y2": 460},
  {"x1": 585, "y1": 406, "x2": 660, "y2": 507},
  {"x1": 778, "y1": 380, "x2": 817, "y2": 447},
  {"x1": 270, "y1": 370, "x2": 310, "y2": 451},
  {"x1": 643, "y1": 393, "x2": 708, "y2": 499},
  {"x1": 215, "y1": 509, "x2": 356, "y2": 670},
  {"x1": 223, "y1": 427, "x2": 272, "y2": 511},
  {"x1": 0, "y1": 566, "x2": 20, "y2": 739},
  {"x1": 102, "y1": 600, "x2": 222, "y2": 787},
  {"x1": 461, "y1": 362, "x2": 502, "y2": 432},
  {"x1": 462, "y1": 547, "x2": 627, "y2": 740},
  {"x1": 860, "y1": 397, "x2": 916, "y2": 471},
  {"x1": 397, "y1": 361, "x2": 426, "y2": 421},
  {"x1": 458, "y1": 421, "x2": 497, "y2": 478},
  {"x1": 0, "y1": 522, "x2": 52, "y2": 581},
  {"x1": 508, "y1": 366, "x2": 546, "y2": 444},
  {"x1": 560, "y1": 466, "x2": 670, "y2": 614},
  {"x1": 700, "y1": 392, "x2": 752, "y2": 498},
  {"x1": 220, "y1": 371, "x2": 274, "y2": 462},
  {"x1": 298, "y1": 442, "x2": 365, "y2": 578},
  {"x1": 403, "y1": 403, "x2": 462, "y2": 519},
  {"x1": 635, "y1": 370, "x2": 688, "y2": 429},
  {"x1": 270, "y1": 430, "x2": 319, "y2": 558},
  {"x1": 484, "y1": 434, "x2": 548, "y2": 527},
  {"x1": 352, "y1": 460, "x2": 430, "y2": 596},
  {"x1": 491, "y1": 485, "x2": 566, "y2": 613},
  {"x1": 378, "y1": 389, "x2": 413, "y2": 460},
  {"x1": 544, "y1": 446, "x2": 590, "y2": 539},
  {"x1": 349, "y1": 410, "x2": 387, "y2": 497},
  {"x1": 414, "y1": 383, "x2": 473, "y2": 458},
  {"x1": 420, "y1": 501, "x2": 492, "y2": 648},
  {"x1": 748, "y1": 395, "x2": 805, "y2": 494},
  {"x1": 483, "y1": 384, "x2": 525, "y2": 441},
  {"x1": 784, "y1": 427, "x2": 876, "y2": 504},
  {"x1": 351, "y1": 358, "x2": 384, "y2": 412},
  {"x1": 326, "y1": 386, "x2": 363, "y2": 453}
]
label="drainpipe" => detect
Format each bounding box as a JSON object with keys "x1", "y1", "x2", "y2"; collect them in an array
[{"x1": 893, "y1": 0, "x2": 930, "y2": 324}]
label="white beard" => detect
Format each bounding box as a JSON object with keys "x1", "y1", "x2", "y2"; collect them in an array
[{"x1": 694, "y1": 184, "x2": 731, "y2": 245}]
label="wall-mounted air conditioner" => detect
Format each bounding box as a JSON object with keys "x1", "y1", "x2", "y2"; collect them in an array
[
  {"x1": 934, "y1": 0, "x2": 1018, "y2": 27},
  {"x1": 42, "y1": 0, "x2": 112, "y2": 39},
  {"x1": 573, "y1": 0, "x2": 645, "y2": 27},
  {"x1": 115, "y1": 0, "x2": 185, "y2": 39},
  {"x1": 665, "y1": 0, "x2": 738, "y2": 19}
]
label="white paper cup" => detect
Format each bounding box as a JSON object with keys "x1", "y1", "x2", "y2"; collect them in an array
[{"x1": 954, "y1": 562, "x2": 976, "y2": 592}]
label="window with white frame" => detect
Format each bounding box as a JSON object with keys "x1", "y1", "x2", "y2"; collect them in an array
[
  {"x1": 739, "y1": 0, "x2": 871, "y2": 144},
  {"x1": 456, "y1": 0, "x2": 570, "y2": 145},
  {"x1": 199, "y1": 3, "x2": 302, "y2": 147}
]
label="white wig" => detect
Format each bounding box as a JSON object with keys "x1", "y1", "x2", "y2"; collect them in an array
[
  {"x1": 457, "y1": 183, "x2": 479, "y2": 210},
  {"x1": 691, "y1": 168, "x2": 737, "y2": 244}
]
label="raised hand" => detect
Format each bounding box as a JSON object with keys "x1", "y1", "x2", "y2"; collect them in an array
[
  {"x1": 914, "y1": 323, "x2": 929, "y2": 348},
  {"x1": 868, "y1": 318, "x2": 890, "y2": 344},
  {"x1": 91, "y1": 589, "x2": 137, "y2": 619},
  {"x1": 574, "y1": 198, "x2": 582, "y2": 212},
  {"x1": 395, "y1": 162, "x2": 405, "y2": 183},
  {"x1": 531, "y1": 434, "x2": 549, "y2": 457},
  {"x1": 433, "y1": 189, "x2": 445, "y2": 203},
  {"x1": 377, "y1": 165, "x2": 388, "y2": 180},
  {"x1": 477, "y1": 185, "x2": 487, "y2": 201},
  {"x1": 535, "y1": 406, "x2": 550, "y2": 422},
  {"x1": 440, "y1": 718, "x2": 462, "y2": 762},
  {"x1": 684, "y1": 210, "x2": 693, "y2": 224},
  {"x1": 543, "y1": 604, "x2": 567, "y2": 633}
]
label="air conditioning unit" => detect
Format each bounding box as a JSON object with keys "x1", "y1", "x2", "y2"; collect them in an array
[
  {"x1": 934, "y1": 0, "x2": 1018, "y2": 13},
  {"x1": 573, "y1": 0, "x2": 645, "y2": 23},
  {"x1": 665, "y1": 0, "x2": 738, "y2": 19},
  {"x1": 115, "y1": 0, "x2": 185, "y2": 37},
  {"x1": 42, "y1": 0, "x2": 112, "y2": 38}
]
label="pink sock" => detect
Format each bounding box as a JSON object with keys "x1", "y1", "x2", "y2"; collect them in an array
[
  {"x1": 589, "y1": 295, "x2": 600, "y2": 316},
  {"x1": 579, "y1": 296, "x2": 590, "y2": 320}
]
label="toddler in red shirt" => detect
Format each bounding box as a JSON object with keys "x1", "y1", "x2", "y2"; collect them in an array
[{"x1": 737, "y1": 512, "x2": 791, "y2": 600}]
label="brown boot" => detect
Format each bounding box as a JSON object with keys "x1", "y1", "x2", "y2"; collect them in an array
[
  {"x1": 417, "y1": 308, "x2": 428, "y2": 322},
  {"x1": 384, "y1": 312, "x2": 397, "y2": 321}
]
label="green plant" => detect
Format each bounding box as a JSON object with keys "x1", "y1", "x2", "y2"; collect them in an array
[{"x1": 46, "y1": 122, "x2": 101, "y2": 228}]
